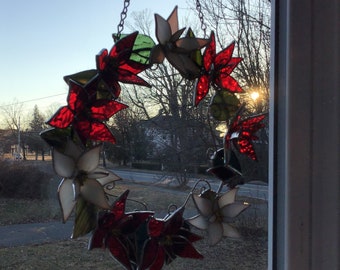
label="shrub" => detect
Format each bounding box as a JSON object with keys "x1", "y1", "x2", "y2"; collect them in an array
[{"x1": 0, "y1": 160, "x2": 49, "y2": 199}]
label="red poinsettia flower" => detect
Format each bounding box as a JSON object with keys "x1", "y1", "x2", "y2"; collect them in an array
[
  {"x1": 89, "y1": 190, "x2": 154, "y2": 270},
  {"x1": 96, "y1": 31, "x2": 151, "y2": 97},
  {"x1": 47, "y1": 78, "x2": 127, "y2": 144},
  {"x1": 224, "y1": 107, "x2": 266, "y2": 161},
  {"x1": 140, "y1": 206, "x2": 203, "y2": 270},
  {"x1": 194, "y1": 32, "x2": 244, "y2": 106}
]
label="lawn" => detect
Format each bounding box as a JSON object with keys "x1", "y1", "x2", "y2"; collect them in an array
[{"x1": 0, "y1": 161, "x2": 268, "y2": 269}]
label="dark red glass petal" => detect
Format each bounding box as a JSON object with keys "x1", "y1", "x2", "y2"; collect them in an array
[
  {"x1": 216, "y1": 75, "x2": 243, "y2": 93},
  {"x1": 109, "y1": 32, "x2": 138, "y2": 59},
  {"x1": 172, "y1": 235, "x2": 203, "y2": 259},
  {"x1": 148, "y1": 218, "x2": 164, "y2": 237},
  {"x1": 194, "y1": 74, "x2": 210, "y2": 106},
  {"x1": 67, "y1": 80, "x2": 87, "y2": 111},
  {"x1": 111, "y1": 190, "x2": 129, "y2": 218},
  {"x1": 139, "y1": 239, "x2": 162, "y2": 270},
  {"x1": 96, "y1": 49, "x2": 108, "y2": 71},
  {"x1": 215, "y1": 42, "x2": 235, "y2": 66},
  {"x1": 121, "y1": 211, "x2": 153, "y2": 235},
  {"x1": 164, "y1": 206, "x2": 184, "y2": 235},
  {"x1": 106, "y1": 236, "x2": 132, "y2": 270},
  {"x1": 219, "y1": 57, "x2": 243, "y2": 75},
  {"x1": 203, "y1": 32, "x2": 216, "y2": 72},
  {"x1": 91, "y1": 100, "x2": 128, "y2": 120},
  {"x1": 75, "y1": 120, "x2": 116, "y2": 144},
  {"x1": 46, "y1": 106, "x2": 73, "y2": 128}
]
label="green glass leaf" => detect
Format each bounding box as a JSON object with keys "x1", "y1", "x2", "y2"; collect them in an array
[
  {"x1": 116, "y1": 33, "x2": 155, "y2": 64},
  {"x1": 209, "y1": 90, "x2": 241, "y2": 121},
  {"x1": 63, "y1": 69, "x2": 98, "y2": 85},
  {"x1": 72, "y1": 196, "x2": 98, "y2": 239},
  {"x1": 40, "y1": 127, "x2": 72, "y2": 149},
  {"x1": 186, "y1": 28, "x2": 203, "y2": 67}
]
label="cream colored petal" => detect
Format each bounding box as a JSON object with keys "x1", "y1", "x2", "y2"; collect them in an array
[
  {"x1": 176, "y1": 37, "x2": 209, "y2": 51},
  {"x1": 221, "y1": 202, "x2": 249, "y2": 219},
  {"x1": 80, "y1": 179, "x2": 110, "y2": 210},
  {"x1": 155, "y1": 13, "x2": 171, "y2": 44},
  {"x1": 53, "y1": 149, "x2": 75, "y2": 178},
  {"x1": 218, "y1": 188, "x2": 238, "y2": 208},
  {"x1": 193, "y1": 194, "x2": 213, "y2": 217},
  {"x1": 77, "y1": 144, "x2": 101, "y2": 173},
  {"x1": 222, "y1": 223, "x2": 240, "y2": 238},
  {"x1": 167, "y1": 6, "x2": 179, "y2": 35},
  {"x1": 64, "y1": 139, "x2": 82, "y2": 160},
  {"x1": 58, "y1": 178, "x2": 76, "y2": 222},
  {"x1": 150, "y1": 45, "x2": 165, "y2": 64},
  {"x1": 94, "y1": 168, "x2": 122, "y2": 184},
  {"x1": 207, "y1": 221, "x2": 223, "y2": 245},
  {"x1": 186, "y1": 214, "x2": 208, "y2": 230}
]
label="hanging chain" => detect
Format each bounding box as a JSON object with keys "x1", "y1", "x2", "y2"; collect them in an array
[
  {"x1": 113, "y1": 0, "x2": 130, "y2": 42},
  {"x1": 196, "y1": 0, "x2": 207, "y2": 37}
]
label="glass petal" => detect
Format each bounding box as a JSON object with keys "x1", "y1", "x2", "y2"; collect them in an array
[
  {"x1": 148, "y1": 217, "x2": 164, "y2": 237},
  {"x1": 215, "y1": 42, "x2": 235, "y2": 66},
  {"x1": 46, "y1": 106, "x2": 73, "y2": 129},
  {"x1": 57, "y1": 178, "x2": 76, "y2": 222},
  {"x1": 76, "y1": 121, "x2": 116, "y2": 144},
  {"x1": 93, "y1": 167, "x2": 122, "y2": 183},
  {"x1": 150, "y1": 45, "x2": 165, "y2": 64},
  {"x1": 186, "y1": 215, "x2": 208, "y2": 230},
  {"x1": 72, "y1": 196, "x2": 97, "y2": 239},
  {"x1": 221, "y1": 202, "x2": 249, "y2": 218},
  {"x1": 63, "y1": 69, "x2": 98, "y2": 86},
  {"x1": 219, "y1": 57, "x2": 243, "y2": 75},
  {"x1": 164, "y1": 206, "x2": 184, "y2": 235},
  {"x1": 106, "y1": 237, "x2": 132, "y2": 270},
  {"x1": 172, "y1": 235, "x2": 203, "y2": 259},
  {"x1": 53, "y1": 149, "x2": 75, "y2": 178},
  {"x1": 91, "y1": 100, "x2": 128, "y2": 120},
  {"x1": 40, "y1": 127, "x2": 72, "y2": 149},
  {"x1": 111, "y1": 190, "x2": 129, "y2": 218},
  {"x1": 203, "y1": 31, "x2": 216, "y2": 72},
  {"x1": 194, "y1": 74, "x2": 210, "y2": 106},
  {"x1": 155, "y1": 13, "x2": 171, "y2": 44},
  {"x1": 67, "y1": 80, "x2": 86, "y2": 112},
  {"x1": 117, "y1": 69, "x2": 150, "y2": 86},
  {"x1": 170, "y1": 28, "x2": 185, "y2": 43},
  {"x1": 64, "y1": 139, "x2": 82, "y2": 160},
  {"x1": 109, "y1": 31, "x2": 138, "y2": 58},
  {"x1": 207, "y1": 221, "x2": 223, "y2": 245},
  {"x1": 167, "y1": 6, "x2": 179, "y2": 35},
  {"x1": 80, "y1": 178, "x2": 110, "y2": 209},
  {"x1": 77, "y1": 144, "x2": 101, "y2": 172},
  {"x1": 222, "y1": 223, "x2": 240, "y2": 238},
  {"x1": 166, "y1": 51, "x2": 201, "y2": 79},
  {"x1": 176, "y1": 37, "x2": 209, "y2": 51},
  {"x1": 218, "y1": 188, "x2": 238, "y2": 208},
  {"x1": 216, "y1": 75, "x2": 243, "y2": 93},
  {"x1": 96, "y1": 49, "x2": 108, "y2": 71},
  {"x1": 140, "y1": 239, "x2": 162, "y2": 270},
  {"x1": 192, "y1": 194, "x2": 213, "y2": 217}
]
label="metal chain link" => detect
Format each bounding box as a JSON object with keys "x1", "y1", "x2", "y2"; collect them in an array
[
  {"x1": 113, "y1": 0, "x2": 130, "y2": 42},
  {"x1": 196, "y1": 0, "x2": 207, "y2": 37}
]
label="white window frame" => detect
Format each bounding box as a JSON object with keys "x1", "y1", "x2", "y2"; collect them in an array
[{"x1": 268, "y1": 0, "x2": 339, "y2": 269}]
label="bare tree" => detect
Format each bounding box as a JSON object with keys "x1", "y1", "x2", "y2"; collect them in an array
[{"x1": 190, "y1": 0, "x2": 271, "y2": 114}]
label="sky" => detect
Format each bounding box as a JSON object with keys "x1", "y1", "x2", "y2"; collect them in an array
[{"x1": 0, "y1": 0, "x2": 192, "y2": 125}]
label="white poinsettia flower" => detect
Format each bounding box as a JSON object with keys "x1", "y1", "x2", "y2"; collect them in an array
[
  {"x1": 187, "y1": 188, "x2": 249, "y2": 245},
  {"x1": 151, "y1": 6, "x2": 209, "y2": 79},
  {"x1": 53, "y1": 140, "x2": 119, "y2": 222}
]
